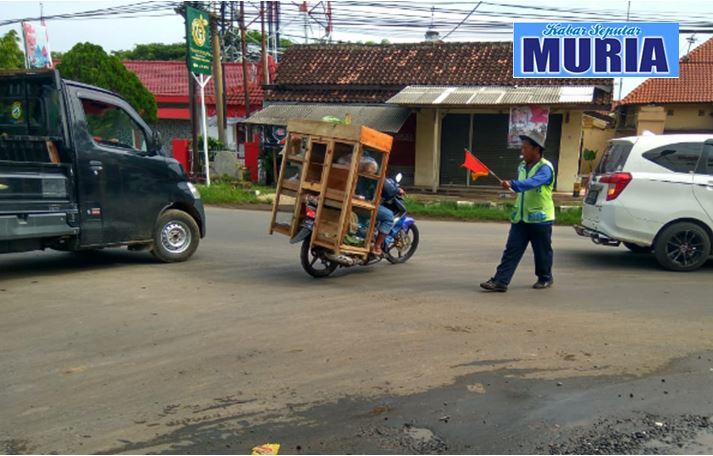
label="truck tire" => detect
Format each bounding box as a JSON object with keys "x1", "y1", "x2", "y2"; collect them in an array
[
  {"x1": 150, "y1": 209, "x2": 200, "y2": 263},
  {"x1": 653, "y1": 222, "x2": 711, "y2": 272}
]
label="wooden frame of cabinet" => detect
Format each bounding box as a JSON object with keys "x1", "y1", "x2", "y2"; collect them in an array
[{"x1": 269, "y1": 119, "x2": 393, "y2": 258}]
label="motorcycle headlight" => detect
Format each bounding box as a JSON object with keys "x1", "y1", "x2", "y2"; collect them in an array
[{"x1": 187, "y1": 182, "x2": 201, "y2": 199}]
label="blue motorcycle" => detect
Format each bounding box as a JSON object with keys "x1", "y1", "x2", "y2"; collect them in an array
[{"x1": 291, "y1": 173, "x2": 419, "y2": 278}]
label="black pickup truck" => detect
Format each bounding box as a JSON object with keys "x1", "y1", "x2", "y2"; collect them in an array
[{"x1": 0, "y1": 69, "x2": 205, "y2": 262}]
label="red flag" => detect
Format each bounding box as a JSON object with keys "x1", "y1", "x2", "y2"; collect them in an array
[{"x1": 462, "y1": 149, "x2": 490, "y2": 180}]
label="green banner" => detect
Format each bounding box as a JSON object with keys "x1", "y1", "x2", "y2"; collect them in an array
[{"x1": 186, "y1": 6, "x2": 212, "y2": 75}]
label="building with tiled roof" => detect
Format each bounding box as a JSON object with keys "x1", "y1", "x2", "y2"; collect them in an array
[
  {"x1": 617, "y1": 37, "x2": 713, "y2": 135},
  {"x1": 249, "y1": 41, "x2": 613, "y2": 192},
  {"x1": 124, "y1": 59, "x2": 275, "y2": 158}
]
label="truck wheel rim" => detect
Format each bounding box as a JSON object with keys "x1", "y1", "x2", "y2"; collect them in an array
[{"x1": 161, "y1": 221, "x2": 191, "y2": 254}]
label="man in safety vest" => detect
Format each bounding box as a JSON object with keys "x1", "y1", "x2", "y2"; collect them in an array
[{"x1": 481, "y1": 131, "x2": 555, "y2": 292}]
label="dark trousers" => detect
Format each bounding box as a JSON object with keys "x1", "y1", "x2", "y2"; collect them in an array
[{"x1": 493, "y1": 222, "x2": 553, "y2": 285}]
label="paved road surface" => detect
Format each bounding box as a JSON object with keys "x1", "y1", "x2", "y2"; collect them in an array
[{"x1": 1, "y1": 208, "x2": 712, "y2": 454}]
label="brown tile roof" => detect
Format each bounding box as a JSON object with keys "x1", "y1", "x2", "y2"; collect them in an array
[
  {"x1": 619, "y1": 37, "x2": 713, "y2": 105},
  {"x1": 268, "y1": 42, "x2": 613, "y2": 105},
  {"x1": 124, "y1": 59, "x2": 277, "y2": 105}
]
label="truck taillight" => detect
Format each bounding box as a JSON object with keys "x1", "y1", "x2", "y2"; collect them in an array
[
  {"x1": 306, "y1": 207, "x2": 316, "y2": 218},
  {"x1": 599, "y1": 172, "x2": 632, "y2": 201}
]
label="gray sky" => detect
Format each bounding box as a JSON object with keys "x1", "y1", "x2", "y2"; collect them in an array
[{"x1": 1, "y1": 0, "x2": 711, "y2": 98}]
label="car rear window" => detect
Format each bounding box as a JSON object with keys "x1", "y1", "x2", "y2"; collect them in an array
[
  {"x1": 642, "y1": 142, "x2": 702, "y2": 173},
  {"x1": 596, "y1": 141, "x2": 633, "y2": 174}
]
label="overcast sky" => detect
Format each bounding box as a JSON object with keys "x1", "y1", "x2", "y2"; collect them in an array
[{"x1": 1, "y1": 0, "x2": 711, "y2": 99}]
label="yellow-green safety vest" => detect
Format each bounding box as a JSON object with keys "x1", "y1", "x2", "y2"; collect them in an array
[{"x1": 511, "y1": 158, "x2": 556, "y2": 224}]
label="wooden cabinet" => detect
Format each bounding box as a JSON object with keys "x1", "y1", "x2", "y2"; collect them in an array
[{"x1": 269, "y1": 120, "x2": 393, "y2": 257}]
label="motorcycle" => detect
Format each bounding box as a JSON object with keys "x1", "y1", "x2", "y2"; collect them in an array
[{"x1": 290, "y1": 173, "x2": 419, "y2": 278}]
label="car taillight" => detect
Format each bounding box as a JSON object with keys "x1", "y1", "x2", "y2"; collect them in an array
[
  {"x1": 599, "y1": 172, "x2": 632, "y2": 201},
  {"x1": 306, "y1": 207, "x2": 316, "y2": 218}
]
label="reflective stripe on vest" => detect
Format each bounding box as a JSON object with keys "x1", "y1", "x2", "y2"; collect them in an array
[{"x1": 511, "y1": 158, "x2": 556, "y2": 224}]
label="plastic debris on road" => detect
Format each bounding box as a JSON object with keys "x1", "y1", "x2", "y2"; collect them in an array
[{"x1": 251, "y1": 443, "x2": 280, "y2": 455}]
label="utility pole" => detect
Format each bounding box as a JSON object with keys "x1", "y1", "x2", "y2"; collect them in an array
[
  {"x1": 211, "y1": 8, "x2": 226, "y2": 144},
  {"x1": 261, "y1": 1, "x2": 269, "y2": 85},
  {"x1": 275, "y1": 2, "x2": 281, "y2": 61},
  {"x1": 300, "y1": 1, "x2": 309, "y2": 44},
  {"x1": 617, "y1": 1, "x2": 631, "y2": 100},
  {"x1": 181, "y1": 3, "x2": 199, "y2": 175},
  {"x1": 239, "y1": 1, "x2": 251, "y2": 119}
]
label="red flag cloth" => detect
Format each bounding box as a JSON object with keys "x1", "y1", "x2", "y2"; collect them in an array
[{"x1": 462, "y1": 149, "x2": 490, "y2": 177}]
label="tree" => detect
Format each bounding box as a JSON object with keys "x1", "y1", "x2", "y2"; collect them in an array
[
  {"x1": 112, "y1": 42, "x2": 186, "y2": 61},
  {"x1": 0, "y1": 30, "x2": 25, "y2": 69},
  {"x1": 57, "y1": 42, "x2": 158, "y2": 124}
]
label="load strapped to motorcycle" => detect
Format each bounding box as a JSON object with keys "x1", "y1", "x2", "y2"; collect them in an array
[{"x1": 269, "y1": 119, "x2": 418, "y2": 277}]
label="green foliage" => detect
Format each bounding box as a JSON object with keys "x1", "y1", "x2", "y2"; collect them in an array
[
  {"x1": 196, "y1": 183, "x2": 273, "y2": 205},
  {"x1": 582, "y1": 148, "x2": 598, "y2": 172},
  {"x1": 56, "y1": 42, "x2": 158, "y2": 124},
  {"x1": 245, "y1": 30, "x2": 293, "y2": 49},
  {"x1": 403, "y1": 200, "x2": 581, "y2": 226},
  {"x1": 0, "y1": 30, "x2": 25, "y2": 69},
  {"x1": 112, "y1": 42, "x2": 186, "y2": 61},
  {"x1": 192, "y1": 136, "x2": 225, "y2": 151}
]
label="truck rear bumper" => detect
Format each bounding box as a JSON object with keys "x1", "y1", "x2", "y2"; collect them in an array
[{"x1": 0, "y1": 213, "x2": 79, "y2": 241}]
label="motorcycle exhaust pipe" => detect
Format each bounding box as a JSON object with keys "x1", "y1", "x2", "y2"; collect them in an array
[{"x1": 325, "y1": 253, "x2": 358, "y2": 266}]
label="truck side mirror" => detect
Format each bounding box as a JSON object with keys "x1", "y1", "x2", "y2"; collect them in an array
[{"x1": 150, "y1": 130, "x2": 163, "y2": 155}]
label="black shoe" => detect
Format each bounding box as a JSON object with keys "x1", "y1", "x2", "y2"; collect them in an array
[
  {"x1": 480, "y1": 279, "x2": 508, "y2": 292},
  {"x1": 533, "y1": 278, "x2": 554, "y2": 289}
]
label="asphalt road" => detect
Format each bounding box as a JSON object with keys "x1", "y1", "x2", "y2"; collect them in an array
[{"x1": 1, "y1": 207, "x2": 712, "y2": 454}]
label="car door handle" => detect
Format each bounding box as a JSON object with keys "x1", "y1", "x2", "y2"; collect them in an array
[{"x1": 89, "y1": 160, "x2": 103, "y2": 175}]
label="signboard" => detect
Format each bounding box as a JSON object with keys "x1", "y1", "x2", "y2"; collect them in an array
[
  {"x1": 186, "y1": 6, "x2": 212, "y2": 75},
  {"x1": 21, "y1": 22, "x2": 53, "y2": 69},
  {"x1": 513, "y1": 22, "x2": 679, "y2": 78},
  {"x1": 508, "y1": 105, "x2": 550, "y2": 148}
]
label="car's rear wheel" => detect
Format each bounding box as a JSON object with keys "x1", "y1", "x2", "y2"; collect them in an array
[
  {"x1": 653, "y1": 222, "x2": 711, "y2": 271},
  {"x1": 623, "y1": 242, "x2": 651, "y2": 254}
]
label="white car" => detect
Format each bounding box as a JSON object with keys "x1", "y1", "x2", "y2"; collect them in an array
[{"x1": 575, "y1": 134, "x2": 713, "y2": 271}]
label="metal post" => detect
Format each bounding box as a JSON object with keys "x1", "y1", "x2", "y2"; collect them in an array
[
  {"x1": 432, "y1": 108, "x2": 440, "y2": 193},
  {"x1": 467, "y1": 113, "x2": 473, "y2": 186},
  {"x1": 617, "y1": 1, "x2": 631, "y2": 100},
  {"x1": 193, "y1": 73, "x2": 213, "y2": 186},
  {"x1": 211, "y1": 14, "x2": 226, "y2": 144},
  {"x1": 275, "y1": 2, "x2": 281, "y2": 61},
  {"x1": 239, "y1": 1, "x2": 251, "y2": 117},
  {"x1": 261, "y1": 1, "x2": 269, "y2": 85},
  {"x1": 302, "y1": 1, "x2": 309, "y2": 43}
]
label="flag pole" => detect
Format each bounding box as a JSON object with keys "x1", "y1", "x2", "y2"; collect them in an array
[{"x1": 488, "y1": 169, "x2": 504, "y2": 183}]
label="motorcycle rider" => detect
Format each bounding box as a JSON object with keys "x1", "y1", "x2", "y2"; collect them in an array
[{"x1": 356, "y1": 157, "x2": 404, "y2": 256}]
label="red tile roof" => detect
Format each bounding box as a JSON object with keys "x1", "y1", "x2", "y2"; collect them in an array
[
  {"x1": 124, "y1": 59, "x2": 276, "y2": 105},
  {"x1": 268, "y1": 42, "x2": 613, "y2": 105},
  {"x1": 619, "y1": 37, "x2": 713, "y2": 105}
]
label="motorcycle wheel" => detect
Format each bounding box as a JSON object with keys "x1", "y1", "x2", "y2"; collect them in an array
[
  {"x1": 300, "y1": 239, "x2": 339, "y2": 278},
  {"x1": 385, "y1": 224, "x2": 419, "y2": 264}
]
